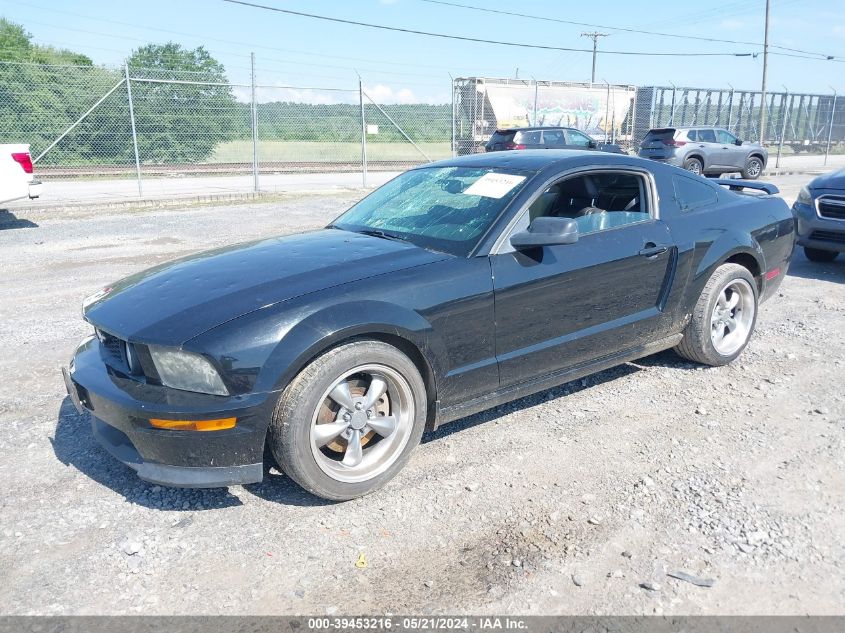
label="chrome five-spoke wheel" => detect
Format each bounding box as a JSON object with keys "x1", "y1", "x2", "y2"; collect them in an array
[
  {"x1": 709, "y1": 278, "x2": 755, "y2": 356},
  {"x1": 270, "y1": 340, "x2": 426, "y2": 500},
  {"x1": 310, "y1": 364, "x2": 415, "y2": 484},
  {"x1": 675, "y1": 263, "x2": 758, "y2": 366}
]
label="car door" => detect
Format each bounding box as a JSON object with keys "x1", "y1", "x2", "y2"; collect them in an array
[
  {"x1": 489, "y1": 168, "x2": 677, "y2": 387},
  {"x1": 694, "y1": 128, "x2": 722, "y2": 169},
  {"x1": 716, "y1": 129, "x2": 746, "y2": 169}
]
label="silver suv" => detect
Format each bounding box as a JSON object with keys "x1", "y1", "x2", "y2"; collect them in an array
[{"x1": 639, "y1": 127, "x2": 767, "y2": 179}]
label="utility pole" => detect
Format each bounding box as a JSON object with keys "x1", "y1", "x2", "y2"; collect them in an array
[
  {"x1": 581, "y1": 32, "x2": 609, "y2": 86},
  {"x1": 759, "y1": 0, "x2": 770, "y2": 144}
]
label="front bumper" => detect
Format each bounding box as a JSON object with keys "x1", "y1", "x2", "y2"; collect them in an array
[
  {"x1": 63, "y1": 336, "x2": 272, "y2": 488},
  {"x1": 793, "y1": 200, "x2": 845, "y2": 253}
]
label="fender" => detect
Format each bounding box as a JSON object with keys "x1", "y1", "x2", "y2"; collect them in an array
[
  {"x1": 689, "y1": 230, "x2": 764, "y2": 304},
  {"x1": 258, "y1": 299, "x2": 446, "y2": 396}
]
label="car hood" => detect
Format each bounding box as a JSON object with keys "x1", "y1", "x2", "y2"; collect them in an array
[
  {"x1": 84, "y1": 228, "x2": 449, "y2": 345},
  {"x1": 809, "y1": 168, "x2": 845, "y2": 191}
]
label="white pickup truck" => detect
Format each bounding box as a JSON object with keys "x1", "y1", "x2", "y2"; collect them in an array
[{"x1": 1, "y1": 144, "x2": 42, "y2": 206}]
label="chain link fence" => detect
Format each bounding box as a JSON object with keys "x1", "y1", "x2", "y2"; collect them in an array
[
  {"x1": 3, "y1": 60, "x2": 845, "y2": 205},
  {"x1": 0, "y1": 57, "x2": 453, "y2": 202}
]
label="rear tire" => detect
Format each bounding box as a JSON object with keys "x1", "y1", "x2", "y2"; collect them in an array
[
  {"x1": 268, "y1": 340, "x2": 427, "y2": 501},
  {"x1": 675, "y1": 263, "x2": 758, "y2": 366},
  {"x1": 741, "y1": 156, "x2": 764, "y2": 179},
  {"x1": 683, "y1": 157, "x2": 703, "y2": 176},
  {"x1": 804, "y1": 247, "x2": 839, "y2": 263}
]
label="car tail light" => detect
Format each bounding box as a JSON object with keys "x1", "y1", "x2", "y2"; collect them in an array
[
  {"x1": 505, "y1": 142, "x2": 527, "y2": 150},
  {"x1": 662, "y1": 139, "x2": 686, "y2": 147},
  {"x1": 11, "y1": 152, "x2": 34, "y2": 174}
]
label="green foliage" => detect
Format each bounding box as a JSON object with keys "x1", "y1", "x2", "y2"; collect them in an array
[
  {"x1": 0, "y1": 17, "x2": 109, "y2": 163},
  {"x1": 122, "y1": 43, "x2": 240, "y2": 163},
  {"x1": 0, "y1": 17, "x2": 92, "y2": 64}
]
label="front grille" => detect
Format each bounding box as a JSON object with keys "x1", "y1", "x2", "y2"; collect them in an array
[
  {"x1": 817, "y1": 196, "x2": 845, "y2": 221},
  {"x1": 96, "y1": 329, "x2": 144, "y2": 376},
  {"x1": 97, "y1": 329, "x2": 127, "y2": 370},
  {"x1": 810, "y1": 230, "x2": 845, "y2": 244}
]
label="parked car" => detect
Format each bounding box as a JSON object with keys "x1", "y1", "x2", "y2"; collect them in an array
[
  {"x1": 0, "y1": 144, "x2": 42, "y2": 206},
  {"x1": 485, "y1": 126, "x2": 625, "y2": 154},
  {"x1": 792, "y1": 169, "x2": 845, "y2": 262},
  {"x1": 638, "y1": 127, "x2": 767, "y2": 179},
  {"x1": 64, "y1": 151, "x2": 794, "y2": 500}
]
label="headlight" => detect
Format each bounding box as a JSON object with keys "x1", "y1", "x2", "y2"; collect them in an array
[
  {"x1": 148, "y1": 345, "x2": 229, "y2": 396},
  {"x1": 796, "y1": 185, "x2": 813, "y2": 206}
]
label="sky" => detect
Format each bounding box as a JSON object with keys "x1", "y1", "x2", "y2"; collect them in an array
[{"x1": 1, "y1": 0, "x2": 843, "y2": 103}]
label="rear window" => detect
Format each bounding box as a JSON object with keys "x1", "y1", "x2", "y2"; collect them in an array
[
  {"x1": 642, "y1": 128, "x2": 676, "y2": 146},
  {"x1": 489, "y1": 130, "x2": 516, "y2": 144}
]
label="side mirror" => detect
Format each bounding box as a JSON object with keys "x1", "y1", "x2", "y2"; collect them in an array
[
  {"x1": 734, "y1": 139, "x2": 743, "y2": 146},
  {"x1": 587, "y1": 140, "x2": 598, "y2": 149},
  {"x1": 510, "y1": 217, "x2": 579, "y2": 249}
]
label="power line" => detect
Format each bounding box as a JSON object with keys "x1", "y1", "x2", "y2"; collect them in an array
[
  {"x1": 419, "y1": 0, "x2": 841, "y2": 60},
  {"x1": 220, "y1": 0, "x2": 757, "y2": 57},
  {"x1": 0, "y1": 0, "x2": 523, "y2": 76}
]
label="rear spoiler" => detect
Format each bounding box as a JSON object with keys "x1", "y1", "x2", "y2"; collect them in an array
[{"x1": 713, "y1": 179, "x2": 779, "y2": 195}]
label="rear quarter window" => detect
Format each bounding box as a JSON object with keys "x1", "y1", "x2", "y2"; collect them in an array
[{"x1": 673, "y1": 174, "x2": 719, "y2": 212}]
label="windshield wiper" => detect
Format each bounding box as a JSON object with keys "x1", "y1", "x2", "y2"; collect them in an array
[{"x1": 354, "y1": 228, "x2": 410, "y2": 243}]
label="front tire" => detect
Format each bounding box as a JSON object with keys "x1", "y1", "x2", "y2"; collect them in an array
[
  {"x1": 269, "y1": 340, "x2": 427, "y2": 501},
  {"x1": 683, "y1": 157, "x2": 703, "y2": 176},
  {"x1": 675, "y1": 263, "x2": 758, "y2": 366},
  {"x1": 741, "y1": 156, "x2": 764, "y2": 179},
  {"x1": 804, "y1": 247, "x2": 839, "y2": 263}
]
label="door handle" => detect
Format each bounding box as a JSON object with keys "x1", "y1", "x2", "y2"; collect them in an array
[{"x1": 639, "y1": 243, "x2": 669, "y2": 258}]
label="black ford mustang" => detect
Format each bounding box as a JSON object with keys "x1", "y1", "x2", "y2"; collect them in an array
[{"x1": 64, "y1": 151, "x2": 795, "y2": 500}]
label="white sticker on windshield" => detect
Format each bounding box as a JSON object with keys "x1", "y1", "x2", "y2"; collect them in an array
[{"x1": 463, "y1": 173, "x2": 526, "y2": 199}]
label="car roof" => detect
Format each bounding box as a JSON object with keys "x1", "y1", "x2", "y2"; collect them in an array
[
  {"x1": 493, "y1": 126, "x2": 578, "y2": 132},
  {"x1": 420, "y1": 149, "x2": 657, "y2": 172}
]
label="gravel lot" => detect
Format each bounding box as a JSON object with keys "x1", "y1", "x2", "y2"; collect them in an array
[{"x1": 1, "y1": 174, "x2": 843, "y2": 615}]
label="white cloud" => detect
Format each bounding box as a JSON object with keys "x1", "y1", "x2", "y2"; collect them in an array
[
  {"x1": 234, "y1": 83, "x2": 448, "y2": 105},
  {"x1": 364, "y1": 83, "x2": 419, "y2": 104}
]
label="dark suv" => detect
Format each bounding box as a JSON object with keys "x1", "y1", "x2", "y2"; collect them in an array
[
  {"x1": 638, "y1": 127, "x2": 767, "y2": 179},
  {"x1": 485, "y1": 126, "x2": 625, "y2": 154}
]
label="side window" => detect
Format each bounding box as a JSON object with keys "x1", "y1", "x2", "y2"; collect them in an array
[
  {"x1": 542, "y1": 130, "x2": 565, "y2": 145},
  {"x1": 673, "y1": 175, "x2": 719, "y2": 211},
  {"x1": 698, "y1": 129, "x2": 717, "y2": 143},
  {"x1": 686, "y1": 129, "x2": 698, "y2": 142},
  {"x1": 565, "y1": 130, "x2": 593, "y2": 147},
  {"x1": 717, "y1": 130, "x2": 738, "y2": 144},
  {"x1": 517, "y1": 171, "x2": 651, "y2": 241},
  {"x1": 516, "y1": 130, "x2": 541, "y2": 144}
]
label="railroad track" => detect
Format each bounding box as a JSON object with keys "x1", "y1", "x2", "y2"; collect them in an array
[{"x1": 34, "y1": 161, "x2": 423, "y2": 178}]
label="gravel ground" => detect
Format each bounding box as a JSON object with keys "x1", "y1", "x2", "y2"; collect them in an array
[{"x1": 0, "y1": 174, "x2": 843, "y2": 615}]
